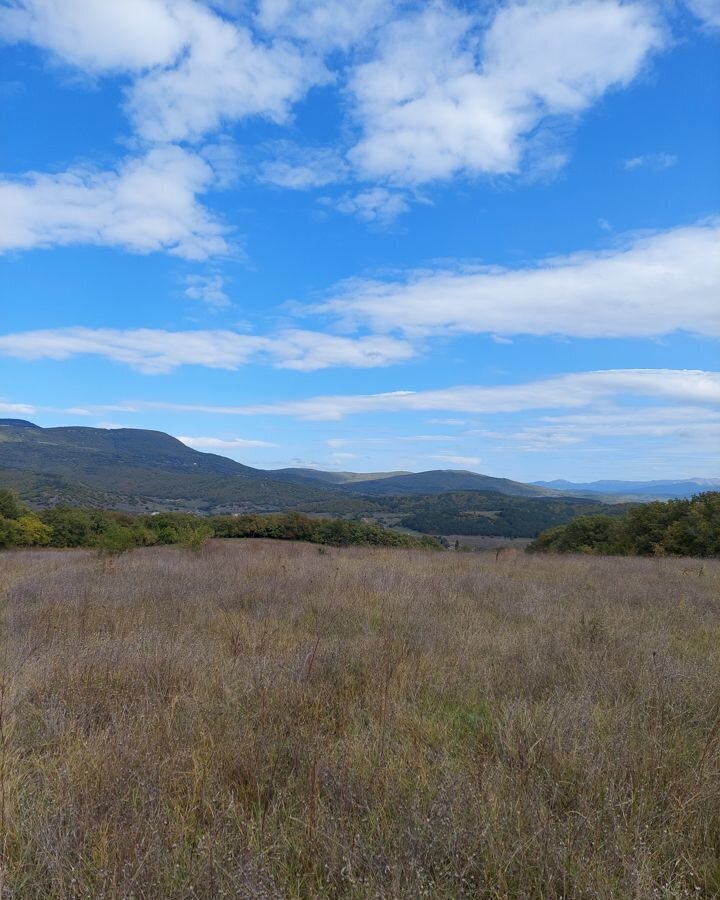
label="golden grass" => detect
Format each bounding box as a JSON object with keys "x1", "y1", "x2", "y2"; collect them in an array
[{"x1": 1, "y1": 540, "x2": 719, "y2": 898}]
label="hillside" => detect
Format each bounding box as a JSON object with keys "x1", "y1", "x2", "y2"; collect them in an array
[
  {"x1": 0, "y1": 419, "x2": 341, "y2": 513},
  {"x1": 270, "y1": 467, "x2": 410, "y2": 485},
  {"x1": 338, "y1": 469, "x2": 554, "y2": 497},
  {"x1": 0, "y1": 420, "x2": 623, "y2": 537}
]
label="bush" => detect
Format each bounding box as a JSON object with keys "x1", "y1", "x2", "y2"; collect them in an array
[
  {"x1": 0, "y1": 502, "x2": 441, "y2": 552},
  {"x1": 530, "y1": 491, "x2": 720, "y2": 558}
]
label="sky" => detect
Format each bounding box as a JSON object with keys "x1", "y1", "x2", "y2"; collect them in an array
[{"x1": 0, "y1": 0, "x2": 719, "y2": 482}]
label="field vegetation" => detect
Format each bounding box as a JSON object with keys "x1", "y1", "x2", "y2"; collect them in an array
[
  {"x1": 0, "y1": 490, "x2": 439, "y2": 552},
  {"x1": 1, "y1": 541, "x2": 719, "y2": 898}
]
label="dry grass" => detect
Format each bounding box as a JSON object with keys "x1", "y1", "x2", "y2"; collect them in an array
[{"x1": 0, "y1": 540, "x2": 719, "y2": 899}]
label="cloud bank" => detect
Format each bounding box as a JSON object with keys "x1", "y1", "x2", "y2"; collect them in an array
[{"x1": 321, "y1": 221, "x2": 720, "y2": 339}]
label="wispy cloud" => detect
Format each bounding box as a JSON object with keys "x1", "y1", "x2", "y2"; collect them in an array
[
  {"x1": 80, "y1": 369, "x2": 720, "y2": 420},
  {"x1": 685, "y1": 0, "x2": 720, "y2": 31},
  {"x1": 258, "y1": 143, "x2": 349, "y2": 189},
  {"x1": 470, "y1": 406, "x2": 720, "y2": 452},
  {"x1": 624, "y1": 152, "x2": 678, "y2": 170},
  {"x1": 429, "y1": 454, "x2": 481, "y2": 467},
  {"x1": 0, "y1": 400, "x2": 37, "y2": 415},
  {"x1": 0, "y1": 327, "x2": 415, "y2": 373},
  {"x1": 177, "y1": 435, "x2": 278, "y2": 450}
]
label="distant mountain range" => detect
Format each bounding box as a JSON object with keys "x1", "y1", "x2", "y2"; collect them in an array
[
  {"x1": 272, "y1": 466, "x2": 550, "y2": 497},
  {"x1": 0, "y1": 419, "x2": 715, "y2": 537},
  {"x1": 0, "y1": 419, "x2": 556, "y2": 509},
  {"x1": 533, "y1": 479, "x2": 720, "y2": 500},
  {"x1": 0, "y1": 419, "x2": 330, "y2": 512}
]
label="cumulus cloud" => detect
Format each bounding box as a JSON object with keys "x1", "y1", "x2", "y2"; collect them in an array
[
  {"x1": 184, "y1": 274, "x2": 230, "y2": 307},
  {"x1": 319, "y1": 221, "x2": 720, "y2": 339},
  {"x1": 0, "y1": 146, "x2": 228, "y2": 259},
  {"x1": 126, "y1": 8, "x2": 327, "y2": 143},
  {"x1": 332, "y1": 188, "x2": 410, "y2": 223},
  {"x1": 0, "y1": 327, "x2": 415, "y2": 373},
  {"x1": 349, "y1": 0, "x2": 665, "y2": 183},
  {"x1": 0, "y1": 0, "x2": 189, "y2": 72},
  {"x1": 1, "y1": 0, "x2": 328, "y2": 143},
  {"x1": 255, "y1": 0, "x2": 391, "y2": 49}
]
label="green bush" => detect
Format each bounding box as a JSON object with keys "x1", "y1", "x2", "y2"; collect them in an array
[
  {"x1": 0, "y1": 499, "x2": 441, "y2": 552},
  {"x1": 530, "y1": 492, "x2": 720, "y2": 558}
]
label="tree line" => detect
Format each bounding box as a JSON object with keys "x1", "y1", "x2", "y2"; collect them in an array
[
  {"x1": 529, "y1": 492, "x2": 720, "y2": 557},
  {"x1": 0, "y1": 490, "x2": 440, "y2": 552}
]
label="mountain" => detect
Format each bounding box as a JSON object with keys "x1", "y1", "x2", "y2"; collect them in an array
[
  {"x1": 0, "y1": 420, "x2": 618, "y2": 538},
  {"x1": 0, "y1": 419, "x2": 41, "y2": 429},
  {"x1": 337, "y1": 469, "x2": 555, "y2": 497},
  {"x1": 272, "y1": 465, "x2": 555, "y2": 497},
  {"x1": 533, "y1": 478, "x2": 720, "y2": 500},
  {"x1": 0, "y1": 419, "x2": 342, "y2": 512},
  {"x1": 270, "y1": 468, "x2": 411, "y2": 485}
]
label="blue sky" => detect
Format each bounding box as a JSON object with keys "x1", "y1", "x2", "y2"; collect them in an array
[{"x1": 1, "y1": 0, "x2": 719, "y2": 481}]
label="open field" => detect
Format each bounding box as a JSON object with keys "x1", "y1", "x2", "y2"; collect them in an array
[{"x1": 1, "y1": 541, "x2": 719, "y2": 898}]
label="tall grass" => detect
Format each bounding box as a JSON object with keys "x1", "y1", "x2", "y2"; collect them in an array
[{"x1": 1, "y1": 540, "x2": 719, "y2": 898}]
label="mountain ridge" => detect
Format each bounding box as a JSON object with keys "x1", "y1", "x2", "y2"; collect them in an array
[{"x1": 533, "y1": 478, "x2": 720, "y2": 500}]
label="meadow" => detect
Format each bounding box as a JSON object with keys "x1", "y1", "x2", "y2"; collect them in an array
[{"x1": 1, "y1": 540, "x2": 719, "y2": 898}]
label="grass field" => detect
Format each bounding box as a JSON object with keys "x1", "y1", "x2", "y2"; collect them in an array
[{"x1": 1, "y1": 540, "x2": 719, "y2": 898}]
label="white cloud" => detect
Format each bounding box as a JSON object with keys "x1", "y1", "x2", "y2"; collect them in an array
[
  {"x1": 255, "y1": 0, "x2": 391, "y2": 49},
  {"x1": 126, "y1": 5, "x2": 328, "y2": 143},
  {"x1": 0, "y1": 327, "x2": 415, "y2": 373},
  {"x1": 477, "y1": 406, "x2": 720, "y2": 452},
  {"x1": 258, "y1": 143, "x2": 348, "y2": 189},
  {"x1": 1, "y1": 0, "x2": 328, "y2": 143},
  {"x1": 271, "y1": 329, "x2": 415, "y2": 370},
  {"x1": 320, "y1": 221, "x2": 720, "y2": 339},
  {"x1": 0, "y1": 146, "x2": 228, "y2": 259},
  {"x1": 624, "y1": 152, "x2": 678, "y2": 170},
  {"x1": 0, "y1": 400, "x2": 37, "y2": 415},
  {"x1": 177, "y1": 435, "x2": 278, "y2": 449},
  {"x1": 0, "y1": 0, "x2": 189, "y2": 72},
  {"x1": 685, "y1": 0, "x2": 720, "y2": 29},
  {"x1": 332, "y1": 188, "x2": 410, "y2": 223},
  {"x1": 349, "y1": 0, "x2": 665, "y2": 184},
  {"x1": 184, "y1": 274, "x2": 230, "y2": 307},
  {"x1": 110, "y1": 369, "x2": 720, "y2": 420}
]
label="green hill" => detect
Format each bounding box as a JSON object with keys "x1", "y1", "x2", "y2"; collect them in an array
[
  {"x1": 338, "y1": 469, "x2": 554, "y2": 497},
  {"x1": 0, "y1": 420, "x2": 621, "y2": 537},
  {"x1": 0, "y1": 420, "x2": 341, "y2": 513},
  {"x1": 270, "y1": 467, "x2": 411, "y2": 485}
]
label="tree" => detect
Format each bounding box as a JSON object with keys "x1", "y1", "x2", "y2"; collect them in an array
[{"x1": 0, "y1": 489, "x2": 25, "y2": 520}]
